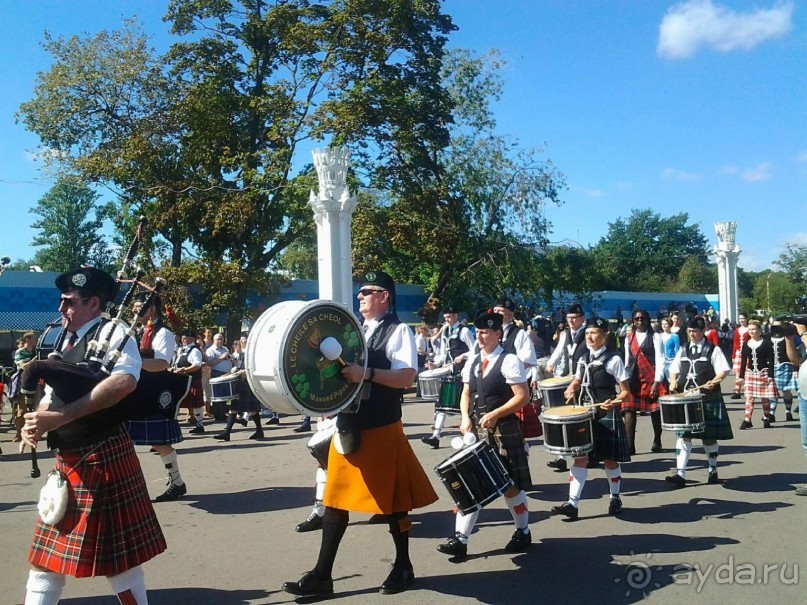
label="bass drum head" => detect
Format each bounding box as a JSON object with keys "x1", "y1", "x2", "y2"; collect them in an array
[{"x1": 245, "y1": 300, "x2": 367, "y2": 416}]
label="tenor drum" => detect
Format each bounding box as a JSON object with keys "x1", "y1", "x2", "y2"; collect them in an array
[
  {"x1": 537, "y1": 376, "x2": 573, "y2": 409},
  {"x1": 418, "y1": 365, "x2": 453, "y2": 401},
  {"x1": 435, "y1": 376, "x2": 463, "y2": 414},
  {"x1": 539, "y1": 406, "x2": 594, "y2": 457},
  {"x1": 659, "y1": 393, "x2": 705, "y2": 432},
  {"x1": 210, "y1": 373, "x2": 240, "y2": 402},
  {"x1": 245, "y1": 300, "x2": 367, "y2": 416},
  {"x1": 434, "y1": 441, "x2": 514, "y2": 515},
  {"x1": 307, "y1": 425, "x2": 335, "y2": 470}
]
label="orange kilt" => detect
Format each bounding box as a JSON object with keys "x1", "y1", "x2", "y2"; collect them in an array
[{"x1": 324, "y1": 421, "x2": 438, "y2": 514}]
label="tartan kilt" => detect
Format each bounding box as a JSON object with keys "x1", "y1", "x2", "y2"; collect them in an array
[
  {"x1": 622, "y1": 379, "x2": 666, "y2": 414},
  {"x1": 773, "y1": 364, "x2": 798, "y2": 393},
  {"x1": 126, "y1": 415, "x2": 184, "y2": 445},
  {"x1": 683, "y1": 391, "x2": 733, "y2": 441},
  {"x1": 743, "y1": 369, "x2": 776, "y2": 399},
  {"x1": 591, "y1": 408, "x2": 631, "y2": 463},
  {"x1": 180, "y1": 379, "x2": 204, "y2": 409},
  {"x1": 732, "y1": 348, "x2": 744, "y2": 391},
  {"x1": 29, "y1": 432, "x2": 166, "y2": 577},
  {"x1": 488, "y1": 415, "x2": 532, "y2": 491},
  {"x1": 230, "y1": 379, "x2": 262, "y2": 414},
  {"x1": 515, "y1": 401, "x2": 543, "y2": 438}
]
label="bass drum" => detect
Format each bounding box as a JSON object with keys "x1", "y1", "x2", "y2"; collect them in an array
[{"x1": 245, "y1": 300, "x2": 367, "y2": 417}]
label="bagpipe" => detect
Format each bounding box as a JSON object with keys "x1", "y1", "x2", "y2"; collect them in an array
[{"x1": 21, "y1": 217, "x2": 190, "y2": 477}]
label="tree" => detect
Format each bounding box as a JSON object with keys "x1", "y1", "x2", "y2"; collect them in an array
[
  {"x1": 775, "y1": 242, "x2": 807, "y2": 289},
  {"x1": 29, "y1": 176, "x2": 111, "y2": 272},
  {"x1": 675, "y1": 257, "x2": 717, "y2": 293},
  {"x1": 592, "y1": 209, "x2": 709, "y2": 292},
  {"x1": 750, "y1": 271, "x2": 802, "y2": 315},
  {"x1": 18, "y1": 2, "x2": 457, "y2": 336}
]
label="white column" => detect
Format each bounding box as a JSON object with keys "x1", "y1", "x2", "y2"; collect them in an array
[
  {"x1": 713, "y1": 222, "x2": 741, "y2": 322},
  {"x1": 308, "y1": 147, "x2": 358, "y2": 308}
]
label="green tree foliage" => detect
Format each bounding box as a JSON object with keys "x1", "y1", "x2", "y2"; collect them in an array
[
  {"x1": 18, "y1": 2, "x2": 457, "y2": 336},
  {"x1": 675, "y1": 256, "x2": 717, "y2": 293},
  {"x1": 750, "y1": 271, "x2": 802, "y2": 315},
  {"x1": 775, "y1": 242, "x2": 807, "y2": 290},
  {"x1": 29, "y1": 176, "x2": 111, "y2": 272},
  {"x1": 592, "y1": 209, "x2": 709, "y2": 292}
]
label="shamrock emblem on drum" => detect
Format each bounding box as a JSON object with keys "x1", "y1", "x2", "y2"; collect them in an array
[
  {"x1": 343, "y1": 324, "x2": 359, "y2": 348},
  {"x1": 291, "y1": 373, "x2": 310, "y2": 399}
]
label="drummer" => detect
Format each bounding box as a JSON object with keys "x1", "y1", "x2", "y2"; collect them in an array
[
  {"x1": 436, "y1": 310, "x2": 532, "y2": 558},
  {"x1": 665, "y1": 316, "x2": 733, "y2": 488},
  {"x1": 214, "y1": 331, "x2": 264, "y2": 441},
  {"x1": 421, "y1": 304, "x2": 475, "y2": 449},
  {"x1": 550, "y1": 317, "x2": 630, "y2": 520}
]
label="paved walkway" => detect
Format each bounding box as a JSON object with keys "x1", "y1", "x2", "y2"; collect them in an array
[{"x1": 2, "y1": 381, "x2": 805, "y2": 604}]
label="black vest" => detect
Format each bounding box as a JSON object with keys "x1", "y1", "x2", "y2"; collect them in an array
[
  {"x1": 447, "y1": 324, "x2": 471, "y2": 371},
  {"x1": 579, "y1": 349, "x2": 619, "y2": 403},
  {"x1": 342, "y1": 315, "x2": 405, "y2": 431},
  {"x1": 771, "y1": 337, "x2": 791, "y2": 366},
  {"x1": 680, "y1": 341, "x2": 717, "y2": 387},
  {"x1": 176, "y1": 343, "x2": 203, "y2": 385},
  {"x1": 48, "y1": 322, "x2": 125, "y2": 450},
  {"x1": 469, "y1": 352, "x2": 515, "y2": 416},
  {"x1": 500, "y1": 324, "x2": 521, "y2": 356},
  {"x1": 564, "y1": 328, "x2": 587, "y2": 375},
  {"x1": 626, "y1": 331, "x2": 657, "y2": 376},
  {"x1": 137, "y1": 319, "x2": 165, "y2": 359}
]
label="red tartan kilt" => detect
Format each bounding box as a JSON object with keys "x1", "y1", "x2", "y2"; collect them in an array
[
  {"x1": 743, "y1": 370, "x2": 776, "y2": 399},
  {"x1": 180, "y1": 379, "x2": 205, "y2": 409},
  {"x1": 516, "y1": 402, "x2": 543, "y2": 438},
  {"x1": 29, "y1": 432, "x2": 166, "y2": 577},
  {"x1": 622, "y1": 380, "x2": 666, "y2": 414}
]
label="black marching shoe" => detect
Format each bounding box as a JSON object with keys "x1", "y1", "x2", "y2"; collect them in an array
[
  {"x1": 763, "y1": 417, "x2": 772, "y2": 429},
  {"x1": 421, "y1": 436, "x2": 440, "y2": 449},
  {"x1": 189, "y1": 423, "x2": 205, "y2": 434},
  {"x1": 608, "y1": 495, "x2": 623, "y2": 515},
  {"x1": 154, "y1": 482, "x2": 187, "y2": 503},
  {"x1": 267, "y1": 416, "x2": 280, "y2": 425},
  {"x1": 739, "y1": 420, "x2": 753, "y2": 430},
  {"x1": 379, "y1": 565, "x2": 415, "y2": 595},
  {"x1": 786, "y1": 411, "x2": 794, "y2": 422},
  {"x1": 282, "y1": 570, "x2": 334, "y2": 598},
  {"x1": 214, "y1": 431, "x2": 230, "y2": 441},
  {"x1": 249, "y1": 429, "x2": 265, "y2": 440},
  {"x1": 546, "y1": 458, "x2": 567, "y2": 472},
  {"x1": 665, "y1": 473, "x2": 686, "y2": 488},
  {"x1": 550, "y1": 501, "x2": 579, "y2": 521},
  {"x1": 707, "y1": 469, "x2": 719, "y2": 484},
  {"x1": 294, "y1": 422, "x2": 312, "y2": 433},
  {"x1": 730, "y1": 393, "x2": 742, "y2": 400},
  {"x1": 295, "y1": 512, "x2": 324, "y2": 533},
  {"x1": 650, "y1": 441, "x2": 662, "y2": 453},
  {"x1": 436, "y1": 534, "x2": 468, "y2": 558},
  {"x1": 504, "y1": 528, "x2": 532, "y2": 552}
]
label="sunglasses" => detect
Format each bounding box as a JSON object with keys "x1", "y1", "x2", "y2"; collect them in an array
[
  {"x1": 359, "y1": 288, "x2": 386, "y2": 297},
  {"x1": 633, "y1": 316, "x2": 648, "y2": 322},
  {"x1": 59, "y1": 296, "x2": 86, "y2": 308}
]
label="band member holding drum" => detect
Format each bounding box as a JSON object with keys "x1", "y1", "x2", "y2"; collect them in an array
[
  {"x1": 436, "y1": 310, "x2": 532, "y2": 558},
  {"x1": 421, "y1": 304, "x2": 475, "y2": 449},
  {"x1": 283, "y1": 270, "x2": 437, "y2": 598},
  {"x1": 215, "y1": 331, "x2": 264, "y2": 441},
  {"x1": 20, "y1": 267, "x2": 165, "y2": 605},
  {"x1": 125, "y1": 291, "x2": 189, "y2": 502},
  {"x1": 738, "y1": 320, "x2": 776, "y2": 429},
  {"x1": 544, "y1": 303, "x2": 587, "y2": 472},
  {"x1": 665, "y1": 316, "x2": 733, "y2": 488},
  {"x1": 175, "y1": 331, "x2": 206, "y2": 434},
  {"x1": 623, "y1": 309, "x2": 666, "y2": 454},
  {"x1": 551, "y1": 317, "x2": 630, "y2": 520}
]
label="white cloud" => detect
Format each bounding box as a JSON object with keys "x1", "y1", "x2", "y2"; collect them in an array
[
  {"x1": 742, "y1": 162, "x2": 772, "y2": 182},
  {"x1": 661, "y1": 167, "x2": 702, "y2": 181},
  {"x1": 581, "y1": 188, "x2": 605, "y2": 198},
  {"x1": 658, "y1": 0, "x2": 794, "y2": 60},
  {"x1": 721, "y1": 165, "x2": 739, "y2": 175}
]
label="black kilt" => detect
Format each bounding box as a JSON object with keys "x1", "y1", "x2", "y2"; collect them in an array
[{"x1": 487, "y1": 415, "x2": 531, "y2": 491}]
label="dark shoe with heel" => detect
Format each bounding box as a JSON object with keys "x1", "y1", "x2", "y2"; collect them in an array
[
  {"x1": 550, "y1": 501, "x2": 579, "y2": 520},
  {"x1": 295, "y1": 512, "x2": 324, "y2": 533},
  {"x1": 436, "y1": 534, "x2": 468, "y2": 558},
  {"x1": 282, "y1": 570, "x2": 334, "y2": 597},
  {"x1": 421, "y1": 436, "x2": 440, "y2": 448},
  {"x1": 608, "y1": 495, "x2": 623, "y2": 515},
  {"x1": 379, "y1": 565, "x2": 415, "y2": 595},
  {"x1": 154, "y1": 482, "x2": 187, "y2": 503},
  {"x1": 665, "y1": 473, "x2": 686, "y2": 488},
  {"x1": 504, "y1": 528, "x2": 531, "y2": 552},
  {"x1": 546, "y1": 458, "x2": 567, "y2": 472}
]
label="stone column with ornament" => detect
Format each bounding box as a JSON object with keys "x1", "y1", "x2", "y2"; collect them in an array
[
  {"x1": 308, "y1": 147, "x2": 358, "y2": 308},
  {"x1": 713, "y1": 221, "x2": 742, "y2": 323}
]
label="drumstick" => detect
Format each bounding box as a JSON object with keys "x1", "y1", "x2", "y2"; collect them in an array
[{"x1": 320, "y1": 337, "x2": 347, "y2": 367}]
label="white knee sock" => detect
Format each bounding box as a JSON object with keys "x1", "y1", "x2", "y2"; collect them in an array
[
  {"x1": 313, "y1": 467, "x2": 327, "y2": 515},
  {"x1": 24, "y1": 570, "x2": 65, "y2": 605},
  {"x1": 604, "y1": 465, "x2": 622, "y2": 495},
  {"x1": 160, "y1": 450, "x2": 184, "y2": 486},
  {"x1": 568, "y1": 466, "x2": 588, "y2": 506},
  {"x1": 108, "y1": 565, "x2": 147, "y2": 604},
  {"x1": 703, "y1": 443, "x2": 719, "y2": 469},
  {"x1": 432, "y1": 412, "x2": 446, "y2": 436},
  {"x1": 676, "y1": 437, "x2": 692, "y2": 478},
  {"x1": 504, "y1": 490, "x2": 529, "y2": 531},
  {"x1": 193, "y1": 407, "x2": 205, "y2": 423},
  {"x1": 454, "y1": 510, "x2": 480, "y2": 543}
]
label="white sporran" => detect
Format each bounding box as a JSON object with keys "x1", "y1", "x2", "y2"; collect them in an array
[{"x1": 38, "y1": 470, "x2": 69, "y2": 525}]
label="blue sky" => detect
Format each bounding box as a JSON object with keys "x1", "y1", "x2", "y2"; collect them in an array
[{"x1": 1, "y1": 0, "x2": 805, "y2": 272}]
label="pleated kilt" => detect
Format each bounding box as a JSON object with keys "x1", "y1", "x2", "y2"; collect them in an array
[
  {"x1": 744, "y1": 369, "x2": 776, "y2": 399},
  {"x1": 488, "y1": 415, "x2": 532, "y2": 491},
  {"x1": 324, "y1": 420, "x2": 438, "y2": 514},
  {"x1": 681, "y1": 391, "x2": 734, "y2": 441},
  {"x1": 732, "y1": 348, "x2": 744, "y2": 389},
  {"x1": 622, "y1": 382, "x2": 663, "y2": 414},
  {"x1": 773, "y1": 363, "x2": 798, "y2": 393},
  {"x1": 29, "y1": 432, "x2": 166, "y2": 577},
  {"x1": 591, "y1": 408, "x2": 631, "y2": 463},
  {"x1": 126, "y1": 415, "x2": 183, "y2": 445},
  {"x1": 515, "y1": 401, "x2": 543, "y2": 438},
  {"x1": 180, "y1": 380, "x2": 204, "y2": 409}
]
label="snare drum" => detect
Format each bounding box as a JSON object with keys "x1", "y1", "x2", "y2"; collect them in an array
[
  {"x1": 210, "y1": 373, "x2": 240, "y2": 403},
  {"x1": 659, "y1": 393, "x2": 705, "y2": 432},
  {"x1": 537, "y1": 376, "x2": 573, "y2": 408},
  {"x1": 418, "y1": 365, "x2": 453, "y2": 401},
  {"x1": 434, "y1": 441, "x2": 514, "y2": 515},
  {"x1": 435, "y1": 377, "x2": 463, "y2": 414},
  {"x1": 539, "y1": 406, "x2": 594, "y2": 457},
  {"x1": 307, "y1": 425, "x2": 335, "y2": 470}
]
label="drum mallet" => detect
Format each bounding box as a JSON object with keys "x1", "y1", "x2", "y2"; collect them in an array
[{"x1": 320, "y1": 337, "x2": 347, "y2": 367}]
